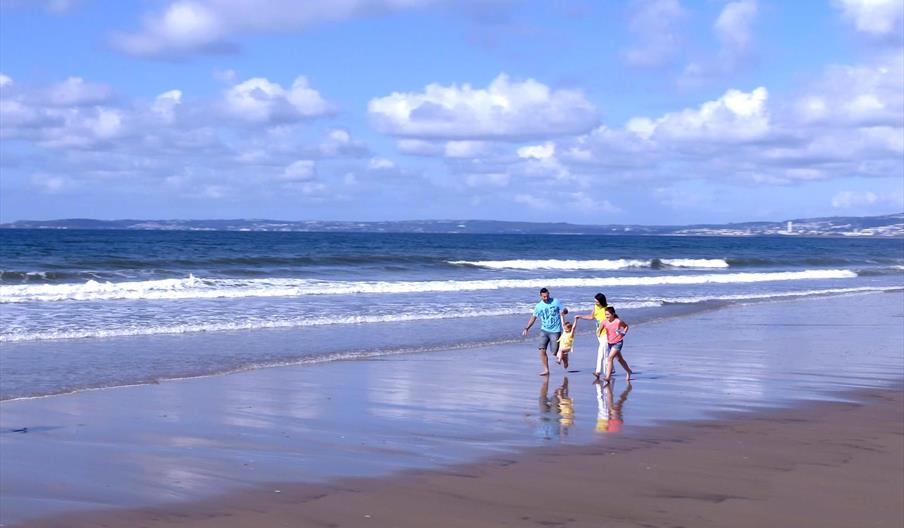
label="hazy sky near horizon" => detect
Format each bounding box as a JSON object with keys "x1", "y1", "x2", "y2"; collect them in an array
[{"x1": 1, "y1": 0, "x2": 902, "y2": 224}]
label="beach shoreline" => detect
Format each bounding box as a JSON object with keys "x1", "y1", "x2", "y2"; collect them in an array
[
  {"x1": 12, "y1": 385, "x2": 904, "y2": 528},
  {"x1": 2, "y1": 291, "x2": 903, "y2": 526}
]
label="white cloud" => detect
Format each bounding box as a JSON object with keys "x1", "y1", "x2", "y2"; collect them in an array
[
  {"x1": 317, "y1": 128, "x2": 369, "y2": 158},
  {"x1": 677, "y1": 1, "x2": 759, "y2": 87},
  {"x1": 517, "y1": 142, "x2": 555, "y2": 160},
  {"x1": 714, "y1": 1, "x2": 758, "y2": 58},
  {"x1": 0, "y1": 74, "x2": 382, "y2": 203},
  {"x1": 152, "y1": 90, "x2": 182, "y2": 123},
  {"x1": 396, "y1": 139, "x2": 444, "y2": 156},
  {"x1": 0, "y1": 74, "x2": 12, "y2": 88},
  {"x1": 513, "y1": 193, "x2": 552, "y2": 210},
  {"x1": 465, "y1": 173, "x2": 510, "y2": 187},
  {"x1": 831, "y1": 189, "x2": 888, "y2": 208},
  {"x1": 444, "y1": 140, "x2": 489, "y2": 158},
  {"x1": 31, "y1": 173, "x2": 73, "y2": 193},
  {"x1": 111, "y1": 0, "x2": 447, "y2": 58},
  {"x1": 214, "y1": 69, "x2": 237, "y2": 83},
  {"x1": 201, "y1": 185, "x2": 229, "y2": 199},
  {"x1": 557, "y1": 53, "x2": 903, "y2": 186},
  {"x1": 280, "y1": 160, "x2": 317, "y2": 181},
  {"x1": 368, "y1": 73, "x2": 598, "y2": 140},
  {"x1": 622, "y1": 0, "x2": 686, "y2": 68},
  {"x1": 223, "y1": 76, "x2": 332, "y2": 124},
  {"x1": 369, "y1": 157, "x2": 396, "y2": 170},
  {"x1": 636, "y1": 87, "x2": 770, "y2": 142},
  {"x1": 832, "y1": 0, "x2": 904, "y2": 37},
  {"x1": 1, "y1": 0, "x2": 80, "y2": 13},
  {"x1": 47, "y1": 77, "x2": 113, "y2": 106},
  {"x1": 285, "y1": 181, "x2": 329, "y2": 195},
  {"x1": 793, "y1": 55, "x2": 903, "y2": 127}
]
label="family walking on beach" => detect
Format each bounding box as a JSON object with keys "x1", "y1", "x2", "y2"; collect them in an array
[{"x1": 523, "y1": 288, "x2": 632, "y2": 382}]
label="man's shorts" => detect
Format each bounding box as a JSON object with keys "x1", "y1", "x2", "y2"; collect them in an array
[{"x1": 538, "y1": 331, "x2": 562, "y2": 355}]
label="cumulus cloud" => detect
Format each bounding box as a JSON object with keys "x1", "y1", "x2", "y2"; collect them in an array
[
  {"x1": 444, "y1": 140, "x2": 490, "y2": 158},
  {"x1": 396, "y1": 139, "x2": 444, "y2": 156},
  {"x1": 110, "y1": 0, "x2": 448, "y2": 58},
  {"x1": 793, "y1": 54, "x2": 903, "y2": 127},
  {"x1": 555, "y1": 53, "x2": 903, "y2": 187},
  {"x1": 279, "y1": 160, "x2": 317, "y2": 181},
  {"x1": 831, "y1": 189, "x2": 903, "y2": 209},
  {"x1": 677, "y1": 1, "x2": 759, "y2": 87},
  {"x1": 630, "y1": 87, "x2": 770, "y2": 142},
  {"x1": 368, "y1": 157, "x2": 396, "y2": 170},
  {"x1": 1, "y1": 0, "x2": 80, "y2": 13},
  {"x1": 714, "y1": 0, "x2": 758, "y2": 60},
  {"x1": 30, "y1": 172, "x2": 75, "y2": 193},
  {"x1": 316, "y1": 128, "x2": 369, "y2": 158},
  {"x1": 222, "y1": 76, "x2": 333, "y2": 124},
  {"x1": 0, "y1": 73, "x2": 375, "y2": 201},
  {"x1": 368, "y1": 74, "x2": 598, "y2": 140},
  {"x1": 517, "y1": 142, "x2": 555, "y2": 160},
  {"x1": 832, "y1": 0, "x2": 904, "y2": 38},
  {"x1": 513, "y1": 193, "x2": 552, "y2": 210},
  {"x1": 151, "y1": 90, "x2": 183, "y2": 123},
  {"x1": 464, "y1": 172, "x2": 510, "y2": 187},
  {"x1": 622, "y1": 0, "x2": 686, "y2": 68},
  {"x1": 47, "y1": 77, "x2": 114, "y2": 106}
]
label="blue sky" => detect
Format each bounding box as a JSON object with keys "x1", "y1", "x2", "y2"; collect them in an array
[{"x1": 0, "y1": 0, "x2": 902, "y2": 224}]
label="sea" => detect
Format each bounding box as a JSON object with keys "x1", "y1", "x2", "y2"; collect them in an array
[{"x1": 1, "y1": 229, "x2": 902, "y2": 401}]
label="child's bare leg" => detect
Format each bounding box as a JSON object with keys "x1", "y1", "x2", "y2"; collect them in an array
[
  {"x1": 562, "y1": 350, "x2": 569, "y2": 369},
  {"x1": 604, "y1": 351, "x2": 617, "y2": 381},
  {"x1": 616, "y1": 353, "x2": 632, "y2": 379}
]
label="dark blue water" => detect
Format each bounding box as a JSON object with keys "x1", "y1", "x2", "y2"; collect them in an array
[
  {"x1": 1, "y1": 230, "x2": 901, "y2": 399},
  {"x1": 2, "y1": 230, "x2": 902, "y2": 283}
]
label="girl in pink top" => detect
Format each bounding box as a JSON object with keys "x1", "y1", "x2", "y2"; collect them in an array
[{"x1": 600, "y1": 306, "x2": 633, "y2": 383}]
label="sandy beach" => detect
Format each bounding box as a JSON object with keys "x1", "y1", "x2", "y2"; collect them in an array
[{"x1": 2, "y1": 291, "x2": 903, "y2": 527}]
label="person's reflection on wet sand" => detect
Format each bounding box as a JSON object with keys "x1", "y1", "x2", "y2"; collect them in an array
[
  {"x1": 536, "y1": 376, "x2": 557, "y2": 440},
  {"x1": 537, "y1": 377, "x2": 575, "y2": 439},
  {"x1": 554, "y1": 376, "x2": 574, "y2": 434},
  {"x1": 595, "y1": 379, "x2": 632, "y2": 433}
]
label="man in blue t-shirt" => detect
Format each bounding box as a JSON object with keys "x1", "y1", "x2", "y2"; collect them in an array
[{"x1": 522, "y1": 287, "x2": 566, "y2": 376}]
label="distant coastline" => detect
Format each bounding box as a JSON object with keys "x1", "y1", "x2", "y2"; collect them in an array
[{"x1": 1, "y1": 213, "x2": 902, "y2": 237}]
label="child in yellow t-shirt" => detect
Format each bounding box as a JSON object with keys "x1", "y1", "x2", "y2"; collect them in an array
[{"x1": 556, "y1": 309, "x2": 578, "y2": 368}]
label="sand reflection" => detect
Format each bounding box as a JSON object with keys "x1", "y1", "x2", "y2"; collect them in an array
[
  {"x1": 595, "y1": 380, "x2": 631, "y2": 433},
  {"x1": 537, "y1": 377, "x2": 575, "y2": 439}
]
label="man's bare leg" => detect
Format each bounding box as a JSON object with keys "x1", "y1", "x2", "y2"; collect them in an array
[{"x1": 539, "y1": 348, "x2": 550, "y2": 376}]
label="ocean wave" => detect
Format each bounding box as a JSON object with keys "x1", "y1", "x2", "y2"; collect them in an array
[
  {"x1": 451, "y1": 258, "x2": 730, "y2": 270},
  {"x1": 0, "y1": 269, "x2": 858, "y2": 303},
  {"x1": 655, "y1": 258, "x2": 730, "y2": 269},
  {"x1": 0, "y1": 300, "x2": 663, "y2": 342},
  {"x1": 449, "y1": 259, "x2": 650, "y2": 270},
  {"x1": 654, "y1": 286, "x2": 899, "y2": 305}
]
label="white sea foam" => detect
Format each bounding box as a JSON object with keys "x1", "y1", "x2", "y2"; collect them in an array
[
  {"x1": 0, "y1": 301, "x2": 662, "y2": 342},
  {"x1": 450, "y1": 258, "x2": 730, "y2": 270},
  {"x1": 659, "y1": 258, "x2": 730, "y2": 268},
  {"x1": 651, "y1": 286, "x2": 898, "y2": 305},
  {"x1": 450, "y1": 259, "x2": 650, "y2": 270},
  {"x1": 0, "y1": 269, "x2": 858, "y2": 303}
]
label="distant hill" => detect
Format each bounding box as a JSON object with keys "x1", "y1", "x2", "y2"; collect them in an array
[{"x1": 1, "y1": 213, "x2": 902, "y2": 237}]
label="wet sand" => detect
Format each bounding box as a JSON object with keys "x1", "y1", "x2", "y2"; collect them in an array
[
  {"x1": 18, "y1": 387, "x2": 904, "y2": 528},
  {"x1": 2, "y1": 291, "x2": 903, "y2": 526}
]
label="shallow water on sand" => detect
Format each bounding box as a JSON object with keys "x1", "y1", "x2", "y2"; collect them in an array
[{"x1": 1, "y1": 291, "x2": 902, "y2": 524}]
